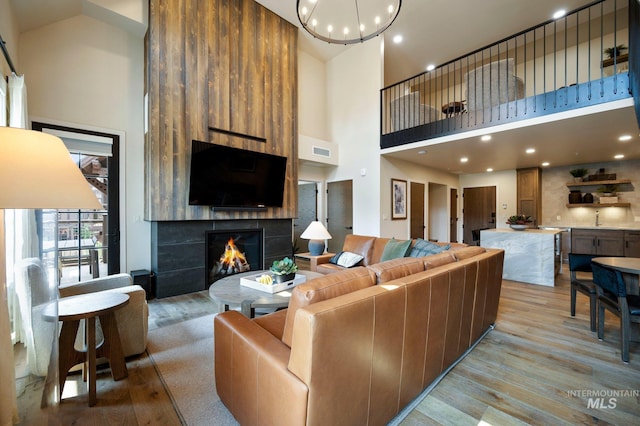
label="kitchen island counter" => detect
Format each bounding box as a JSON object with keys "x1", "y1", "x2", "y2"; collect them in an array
[{"x1": 481, "y1": 228, "x2": 562, "y2": 286}]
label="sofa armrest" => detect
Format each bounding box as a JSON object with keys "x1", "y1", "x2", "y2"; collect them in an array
[
  {"x1": 214, "y1": 311, "x2": 308, "y2": 426},
  {"x1": 58, "y1": 273, "x2": 133, "y2": 297}
]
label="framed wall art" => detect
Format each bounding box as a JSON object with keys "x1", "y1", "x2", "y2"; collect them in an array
[{"x1": 391, "y1": 178, "x2": 407, "y2": 220}]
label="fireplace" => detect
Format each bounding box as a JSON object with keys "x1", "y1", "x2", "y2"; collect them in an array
[
  {"x1": 205, "y1": 229, "x2": 264, "y2": 286},
  {"x1": 151, "y1": 219, "x2": 292, "y2": 298}
]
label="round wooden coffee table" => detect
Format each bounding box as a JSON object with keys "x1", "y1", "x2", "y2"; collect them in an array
[{"x1": 209, "y1": 270, "x2": 322, "y2": 317}]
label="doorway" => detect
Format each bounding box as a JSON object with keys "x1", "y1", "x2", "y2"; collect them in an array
[
  {"x1": 428, "y1": 183, "x2": 448, "y2": 242},
  {"x1": 450, "y1": 188, "x2": 458, "y2": 243},
  {"x1": 32, "y1": 121, "x2": 120, "y2": 283},
  {"x1": 327, "y1": 180, "x2": 353, "y2": 253},
  {"x1": 410, "y1": 182, "x2": 425, "y2": 239},
  {"x1": 462, "y1": 186, "x2": 496, "y2": 245},
  {"x1": 294, "y1": 181, "x2": 318, "y2": 253}
]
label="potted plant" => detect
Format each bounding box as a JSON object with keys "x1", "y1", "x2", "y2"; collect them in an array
[
  {"x1": 270, "y1": 257, "x2": 298, "y2": 283},
  {"x1": 569, "y1": 168, "x2": 589, "y2": 182},
  {"x1": 597, "y1": 184, "x2": 618, "y2": 197},
  {"x1": 604, "y1": 44, "x2": 627, "y2": 58},
  {"x1": 506, "y1": 215, "x2": 533, "y2": 230}
]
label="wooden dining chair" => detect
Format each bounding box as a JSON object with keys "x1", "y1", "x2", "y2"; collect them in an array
[
  {"x1": 591, "y1": 262, "x2": 640, "y2": 363},
  {"x1": 568, "y1": 253, "x2": 598, "y2": 332}
]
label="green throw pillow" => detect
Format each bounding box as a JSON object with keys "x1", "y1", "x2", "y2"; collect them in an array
[{"x1": 380, "y1": 238, "x2": 412, "y2": 262}]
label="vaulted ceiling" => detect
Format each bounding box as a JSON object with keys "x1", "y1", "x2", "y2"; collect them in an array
[{"x1": 9, "y1": 0, "x2": 640, "y2": 174}]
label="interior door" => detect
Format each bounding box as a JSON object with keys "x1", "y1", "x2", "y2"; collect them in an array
[
  {"x1": 462, "y1": 186, "x2": 496, "y2": 245},
  {"x1": 450, "y1": 188, "x2": 458, "y2": 243},
  {"x1": 410, "y1": 182, "x2": 425, "y2": 239},
  {"x1": 327, "y1": 180, "x2": 353, "y2": 254},
  {"x1": 294, "y1": 181, "x2": 317, "y2": 253}
]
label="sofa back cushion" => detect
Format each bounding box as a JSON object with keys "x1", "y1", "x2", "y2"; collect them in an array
[
  {"x1": 366, "y1": 257, "x2": 424, "y2": 283},
  {"x1": 422, "y1": 251, "x2": 457, "y2": 269},
  {"x1": 342, "y1": 235, "x2": 377, "y2": 266},
  {"x1": 282, "y1": 267, "x2": 376, "y2": 347},
  {"x1": 453, "y1": 246, "x2": 486, "y2": 260}
]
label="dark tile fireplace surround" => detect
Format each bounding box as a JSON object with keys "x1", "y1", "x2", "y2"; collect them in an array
[{"x1": 151, "y1": 219, "x2": 293, "y2": 298}]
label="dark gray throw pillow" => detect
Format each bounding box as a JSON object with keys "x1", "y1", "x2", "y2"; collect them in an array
[{"x1": 409, "y1": 238, "x2": 450, "y2": 257}]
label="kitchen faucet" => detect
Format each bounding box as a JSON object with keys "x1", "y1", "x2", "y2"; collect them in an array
[{"x1": 595, "y1": 210, "x2": 600, "y2": 227}]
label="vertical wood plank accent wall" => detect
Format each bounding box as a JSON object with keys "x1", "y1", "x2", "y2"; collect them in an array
[{"x1": 145, "y1": 0, "x2": 298, "y2": 221}]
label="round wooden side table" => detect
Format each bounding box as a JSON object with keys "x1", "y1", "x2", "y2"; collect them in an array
[{"x1": 45, "y1": 292, "x2": 130, "y2": 406}]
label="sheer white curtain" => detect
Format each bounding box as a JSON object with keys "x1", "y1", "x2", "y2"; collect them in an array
[
  {"x1": 1, "y1": 73, "x2": 19, "y2": 425},
  {"x1": 1, "y1": 72, "x2": 20, "y2": 425},
  {"x1": 2, "y1": 74, "x2": 38, "y2": 425},
  {"x1": 6, "y1": 75, "x2": 38, "y2": 345}
]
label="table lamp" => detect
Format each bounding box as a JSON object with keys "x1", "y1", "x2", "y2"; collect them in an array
[
  {"x1": 300, "y1": 221, "x2": 332, "y2": 256},
  {"x1": 0, "y1": 127, "x2": 103, "y2": 413}
]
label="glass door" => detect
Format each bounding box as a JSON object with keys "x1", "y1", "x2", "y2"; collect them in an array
[
  {"x1": 57, "y1": 153, "x2": 109, "y2": 283},
  {"x1": 32, "y1": 121, "x2": 120, "y2": 284}
]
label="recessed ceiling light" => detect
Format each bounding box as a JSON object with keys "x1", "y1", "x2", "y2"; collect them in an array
[
  {"x1": 393, "y1": 35, "x2": 403, "y2": 44},
  {"x1": 417, "y1": 150, "x2": 427, "y2": 155},
  {"x1": 618, "y1": 135, "x2": 632, "y2": 141},
  {"x1": 526, "y1": 148, "x2": 536, "y2": 154},
  {"x1": 460, "y1": 157, "x2": 468, "y2": 163},
  {"x1": 486, "y1": 168, "x2": 493, "y2": 172},
  {"x1": 426, "y1": 64, "x2": 435, "y2": 71},
  {"x1": 542, "y1": 162, "x2": 550, "y2": 167},
  {"x1": 553, "y1": 9, "x2": 566, "y2": 19},
  {"x1": 481, "y1": 135, "x2": 492, "y2": 142},
  {"x1": 614, "y1": 154, "x2": 625, "y2": 159}
]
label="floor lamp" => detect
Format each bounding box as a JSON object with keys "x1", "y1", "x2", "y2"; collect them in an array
[{"x1": 0, "y1": 127, "x2": 102, "y2": 415}]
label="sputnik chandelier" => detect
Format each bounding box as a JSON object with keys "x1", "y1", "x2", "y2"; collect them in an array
[{"x1": 297, "y1": 0, "x2": 402, "y2": 45}]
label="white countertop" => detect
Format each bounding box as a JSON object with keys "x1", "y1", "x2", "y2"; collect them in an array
[
  {"x1": 485, "y1": 228, "x2": 562, "y2": 234},
  {"x1": 539, "y1": 225, "x2": 640, "y2": 231}
]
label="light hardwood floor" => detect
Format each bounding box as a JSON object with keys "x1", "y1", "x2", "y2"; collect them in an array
[{"x1": 16, "y1": 271, "x2": 640, "y2": 425}]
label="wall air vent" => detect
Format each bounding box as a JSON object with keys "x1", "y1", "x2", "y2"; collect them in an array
[{"x1": 312, "y1": 146, "x2": 331, "y2": 158}]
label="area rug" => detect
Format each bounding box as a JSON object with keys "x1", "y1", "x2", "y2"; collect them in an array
[{"x1": 146, "y1": 313, "x2": 238, "y2": 426}]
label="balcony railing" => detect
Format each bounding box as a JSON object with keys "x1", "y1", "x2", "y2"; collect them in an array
[{"x1": 381, "y1": 0, "x2": 636, "y2": 149}]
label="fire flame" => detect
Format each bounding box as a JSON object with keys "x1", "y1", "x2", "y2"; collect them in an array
[{"x1": 216, "y1": 237, "x2": 250, "y2": 275}]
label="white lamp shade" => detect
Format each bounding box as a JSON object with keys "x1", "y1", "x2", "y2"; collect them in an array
[
  {"x1": 300, "y1": 221, "x2": 331, "y2": 256},
  {"x1": 300, "y1": 221, "x2": 332, "y2": 240},
  {"x1": 0, "y1": 127, "x2": 102, "y2": 209}
]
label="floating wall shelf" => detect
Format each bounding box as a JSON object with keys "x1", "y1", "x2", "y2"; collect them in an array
[{"x1": 566, "y1": 203, "x2": 631, "y2": 208}]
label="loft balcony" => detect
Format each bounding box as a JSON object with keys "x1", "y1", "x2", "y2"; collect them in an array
[{"x1": 380, "y1": 0, "x2": 638, "y2": 150}]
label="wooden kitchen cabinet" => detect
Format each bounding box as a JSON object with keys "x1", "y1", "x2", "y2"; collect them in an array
[
  {"x1": 517, "y1": 167, "x2": 541, "y2": 226},
  {"x1": 571, "y1": 229, "x2": 624, "y2": 256},
  {"x1": 624, "y1": 231, "x2": 640, "y2": 257}
]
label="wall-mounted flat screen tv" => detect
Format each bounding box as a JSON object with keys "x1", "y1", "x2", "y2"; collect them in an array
[{"x1": 188, "y1": 140, "x2": 287, "y2": 209}]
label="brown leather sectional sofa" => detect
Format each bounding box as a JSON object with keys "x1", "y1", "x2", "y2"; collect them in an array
[
  {"x1": 315, "y1": 234, "x2": 469, "y2": 274},
  {"x1": 214, "y1": 244, "x2": 504, "y2": 426}
]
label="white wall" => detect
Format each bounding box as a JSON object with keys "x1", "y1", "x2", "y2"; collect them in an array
[
  {"x1": 0, "y1": 0, "x2": 18, "y2": 77},
  {"x1": 382, "y1": 156, "x2": 460, "y2": 239},
  {"x1": 298, "y1": 50, "x2": 329, "y2": 142},
  {"x1": 18, "y1": 13, "x2": 149, "y2": 273},
  {"x1": 325, "y1": 40, "x2": 383, "y2": 237}
]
